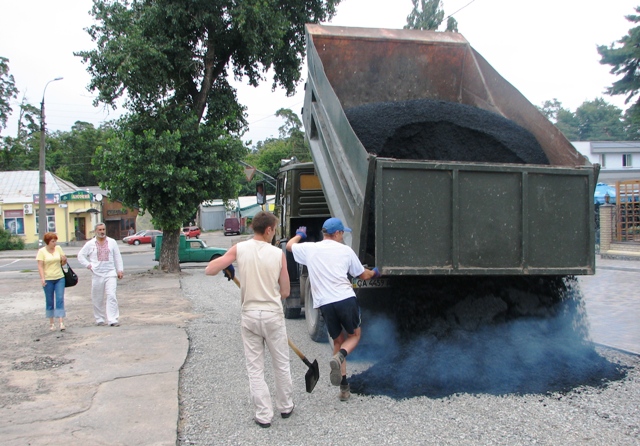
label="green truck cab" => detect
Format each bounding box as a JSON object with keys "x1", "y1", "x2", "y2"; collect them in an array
[{"x1": 153, "y1": 234, "x2": 226, "y2": 263}]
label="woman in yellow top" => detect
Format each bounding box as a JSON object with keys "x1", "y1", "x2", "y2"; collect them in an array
[{"x1": 36, "y1": 232, "x2": 68, "y2": 331}]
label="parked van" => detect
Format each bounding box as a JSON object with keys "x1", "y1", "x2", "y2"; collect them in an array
[{"x1": 223, "y1": 218, "x2": 241, "y2": 236}]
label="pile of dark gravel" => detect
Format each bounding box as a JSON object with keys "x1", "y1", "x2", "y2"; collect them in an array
[
  {"x1": 345, "y1": 99, "x2": 549, "y2": 164},
  {"x1": 346, "y1": 99, "x2": 549, "y2": 261}
]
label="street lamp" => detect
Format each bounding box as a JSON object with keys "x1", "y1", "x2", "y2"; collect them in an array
[{"x1": 38, "y1": 76, "x2": 63, "y2": 245}]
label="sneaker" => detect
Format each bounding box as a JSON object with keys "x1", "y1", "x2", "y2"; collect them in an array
[
  {"x1": 281, "y1": 405, "x2": 295, "y2": 419},
  {"x1": 329, "y1": 352, "x2": 345, "y2": 386},
  {"x1": 339, "y1": 384, "x2": 351, "y2": 401},
  {"x1": 254, "y1": 419, "x2": 271, "y2": 428},
  {"x1": 96, "y1": 322, "x2": 105, "y2": 326},
  {"x1": 110, "y1": 323, "x2": 120, "y2": 327}
]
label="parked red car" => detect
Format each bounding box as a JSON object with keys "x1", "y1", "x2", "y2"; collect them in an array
[
  {"x1": 123, "y1": 229, "x2": 163, "y2": 245},
  {"x1": 182, "y1": 226, "x2": 201, "y2": 239}
]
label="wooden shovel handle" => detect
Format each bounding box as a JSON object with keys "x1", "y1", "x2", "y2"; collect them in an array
[{"x1": 288, "y1": 337, "x2": 306, "y2": 361}]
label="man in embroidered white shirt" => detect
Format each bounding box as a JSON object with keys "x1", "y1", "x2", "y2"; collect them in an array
[{"x1": 78, "y1": 222, "x2": 124, "y2": 326}]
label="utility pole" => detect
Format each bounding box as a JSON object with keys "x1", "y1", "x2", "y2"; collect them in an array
[{"x1": 38, "y1": 77, "x2": 63, "y2": 245}]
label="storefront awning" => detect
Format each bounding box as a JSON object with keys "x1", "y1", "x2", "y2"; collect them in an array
[{"x1": 70, "y1": 208, "x2": 100, "y2": 214}]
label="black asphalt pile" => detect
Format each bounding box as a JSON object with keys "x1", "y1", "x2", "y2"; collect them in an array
[
  {"x1": 344, "y1": 99, "x2": 549, "y2": 165},
  {"x1": 345, "y1": 99, "x2": 549, "y2": 260},
  {"x1": 350, "y1": 277, "x2": 627, "y2": 399}
]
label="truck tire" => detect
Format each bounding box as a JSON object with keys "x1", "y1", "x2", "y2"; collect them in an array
[{"x1": 302, "y1": 272, "x2": 328, "y2": 342}]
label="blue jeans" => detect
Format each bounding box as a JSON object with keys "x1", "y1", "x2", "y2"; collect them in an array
[{"x1": 44, "y1": 278, "x2": 66, "y2": 318}]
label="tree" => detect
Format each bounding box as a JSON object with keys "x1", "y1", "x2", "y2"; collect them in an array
[
  {"x1": 275, "y1": 108, "x2": 310, "y2": 161},
  {"x1": 76, "y1": 0, "x2": 341, "y2": 272},
  {"x1": 0, "y1": 57, "x2": 18, "y2": 134},
  {"x1": 0, "y1": 97, "x2": 41, "y2": 171},
  {"x1": 598, "y1": 7, "x2": 640, "y2": 115},
  {"x1": 49, "y1": 121, "x2": 115, "y2": 186},
  {"x1": 405, "y1": 0, "x2": 458, "y2": 32},
  {"x1": 575, "y1": 98, "x2": 626, "y2": 141},
  {"x1": 539, "y1": 98, "x2": 629, "y2": 141}
]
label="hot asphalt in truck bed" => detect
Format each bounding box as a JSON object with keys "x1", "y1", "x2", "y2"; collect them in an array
[{"x1": 345, "y1": 99, "x2": 550, "y2": 165}]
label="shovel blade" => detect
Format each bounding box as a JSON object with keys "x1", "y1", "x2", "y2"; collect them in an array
[{"x1": 305, "y1": 359, "x2": 320, "y2": 393}]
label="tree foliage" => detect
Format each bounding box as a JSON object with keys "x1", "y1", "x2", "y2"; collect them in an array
[
  {"x1": 96, "y1": 111, "x2": 245, "y2": 228},
  {"x1": 0, "y1": 227, "x2": 25, "y2": 251},
  {"x1": 598, "y1": 7, "x2": 640, "y2": 112},
  {"x1": 539, "y1": 97, "x2": 633, "y2": 141},
  {"x1": 405, "y1": 0, "x2": 458, "y2": 32},
  {"x1": 238, "y1": 108, "x2": 310, "y2": 196},
  {"x1": 0, "y1": 57, "x2": 18, "y2": 133},
  {"x1": 76, "y1": 0, "x2": 340, "y2": 272},
  {"x1": 1, "y1": 118, "x2": 113, "y2": 185}
]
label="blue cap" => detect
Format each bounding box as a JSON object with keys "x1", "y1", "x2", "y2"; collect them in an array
[{"x1": 322, "y1": 217, "x2": 351, "y2": 234}]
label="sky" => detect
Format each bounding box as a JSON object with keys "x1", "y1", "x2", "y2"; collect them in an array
[{"x1": 0, "y1": 0, "x2": 637, "y2": 146}]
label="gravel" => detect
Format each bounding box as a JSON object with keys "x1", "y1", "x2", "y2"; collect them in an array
[
  {"x1": 177, "y1": 270, "x2": 640, "y2": 445},
  {"x1": 345, "y1": 99, "x2": 549, "y2": 165}
]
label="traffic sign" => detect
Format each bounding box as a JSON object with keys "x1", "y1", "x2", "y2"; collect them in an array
[{"x1": 244, "y1": 165, "x2": 256, "y2": 182}]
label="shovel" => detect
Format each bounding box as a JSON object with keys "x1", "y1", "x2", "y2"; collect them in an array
[{"x1": 225, "y1": 268, "x2": 320, "y2": 393}]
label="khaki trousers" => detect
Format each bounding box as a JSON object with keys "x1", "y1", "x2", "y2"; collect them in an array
[{"x1": 241, "y1": 310, "x2": 294, "y2": 424}]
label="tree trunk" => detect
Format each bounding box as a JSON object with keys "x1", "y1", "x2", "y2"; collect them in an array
[{"x1": 159, "y1": 228, "x2": 181, "y2": 273}]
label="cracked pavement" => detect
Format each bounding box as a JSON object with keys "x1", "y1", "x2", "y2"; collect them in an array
[{"x1": 0, "y1": 267, "x2": 193, "y2": 446}]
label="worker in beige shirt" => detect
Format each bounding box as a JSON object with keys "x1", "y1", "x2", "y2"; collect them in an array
[{"x1": 205, "y1": 211, "x2": 293, "y2": 428}]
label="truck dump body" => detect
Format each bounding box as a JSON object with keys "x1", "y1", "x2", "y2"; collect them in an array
[{"x1": 303, "y1": 24, "x2": 596, "y2": 275}]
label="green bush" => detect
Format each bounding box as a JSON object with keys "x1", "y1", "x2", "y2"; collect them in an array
[{"x1": 0, "y1": 227, "x2": 25, "y2": 250}]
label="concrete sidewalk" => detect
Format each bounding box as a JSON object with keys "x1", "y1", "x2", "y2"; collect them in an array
[{"x1": 0, "y1": 263, "x2": 193, "y2": 445}]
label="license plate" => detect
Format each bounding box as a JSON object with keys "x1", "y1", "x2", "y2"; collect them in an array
[{"x1": 352, "y1": 278, "x2": 390, "y2": 288}]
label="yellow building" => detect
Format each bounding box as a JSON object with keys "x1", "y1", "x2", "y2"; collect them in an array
[{"x1": 0, "y1": 171, "x2": 99, "y2": 247}]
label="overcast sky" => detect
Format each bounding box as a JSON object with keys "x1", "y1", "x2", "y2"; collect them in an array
[{"x1": 0, "y1": 0, "x2": 637, "y2": 145}]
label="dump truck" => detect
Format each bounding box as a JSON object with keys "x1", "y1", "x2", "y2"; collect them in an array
[{"x1": 275, "y1": 25, "x2": 598, "y2": 341}]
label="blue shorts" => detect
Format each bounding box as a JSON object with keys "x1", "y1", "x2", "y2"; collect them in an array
[{"x1": 320, "y1": 297, "x2": 361, "y2": 340}]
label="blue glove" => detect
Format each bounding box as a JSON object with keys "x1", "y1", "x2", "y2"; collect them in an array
[
  {"x1": 223, "y1": 264, "x2": 235, "y2": 281},
  {"x1": 372, "y1": 267, "x2": 380, "y2": 278},
  {"x1": 295, "y1": 226, "x2": 307, "y2": 240}
]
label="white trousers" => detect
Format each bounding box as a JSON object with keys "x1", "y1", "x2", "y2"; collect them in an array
[
  {"x1": 241, "y1": 310, "x2": 294, "y2": 424},
  {"x1": 91, "y1": 275, "x2": 119, "y2": 324}
]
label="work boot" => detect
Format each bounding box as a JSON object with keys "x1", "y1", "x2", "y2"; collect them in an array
[
  {"x1": 339, "y1": 384, "x2": 351, "y2": 401},
  {"x1": 329, "y1": 352, "x2": 345, "y2": 386}
]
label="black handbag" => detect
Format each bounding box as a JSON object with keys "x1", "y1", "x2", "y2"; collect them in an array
[{"x1": 62, "y1": 264, "x2": 78, "y2": 287}]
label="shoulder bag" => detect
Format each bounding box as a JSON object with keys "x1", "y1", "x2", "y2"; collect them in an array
[{"x1": 62, "y1": 264, "x2": 78, "y2": 287}]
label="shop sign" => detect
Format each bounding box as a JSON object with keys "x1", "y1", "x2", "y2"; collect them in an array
[
  {"x1": 107, "y1": 209, "x2": 128, "y2": 216},
  {"x1": 32, "y1": 193, "x2": 60, "y2": 204},
  {"x1": 61, "y1": 191, "x2": 93, "y2": 201}
]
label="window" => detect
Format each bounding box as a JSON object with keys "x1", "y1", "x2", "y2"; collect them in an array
[
  {"x1": 623, "y1": 154, "x2": 633, "y2": 167},
  {"x1": 299, "y1": 173, "x2": 322, "y2": 190},
  {"x1": 120, "y1": 218, "x2": 135, "y2": 231},
  {"x1": 35, "y1": 208, "x2": 56, "y2": 234},
  {"x1": 4, "y1": 210, "x2": 25, "y2": 235},
  {"x1": 600, "y1": 154, "x2": 606, "y2": 168}
]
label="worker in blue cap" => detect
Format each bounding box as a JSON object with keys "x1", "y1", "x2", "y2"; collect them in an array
[{"x1": 286, "y1": 217, "x2": 379, "y2": 401}]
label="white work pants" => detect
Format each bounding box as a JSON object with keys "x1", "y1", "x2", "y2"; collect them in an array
[
  {"x1": 241, "y1": 310, "x2": 294, "y2": 424},
  {"x1": 91, "y1": 275, "x2": 119, "y2": 324}
]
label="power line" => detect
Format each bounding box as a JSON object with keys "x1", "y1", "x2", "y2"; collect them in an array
[{"x1": 445, "y1": 0, "x2": 479, "y2": 20}]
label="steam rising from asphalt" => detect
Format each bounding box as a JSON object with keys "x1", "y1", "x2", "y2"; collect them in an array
[{"x1": 348, "y1": 278, "x2": 628, "y2": 399}]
